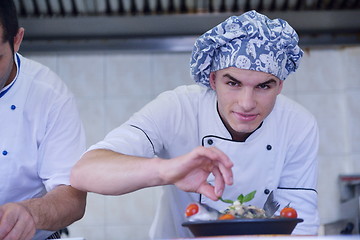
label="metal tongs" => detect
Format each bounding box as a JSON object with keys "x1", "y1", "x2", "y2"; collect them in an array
[{"x1": 263, "y1": 190, "x2": 280, "y2": 218}]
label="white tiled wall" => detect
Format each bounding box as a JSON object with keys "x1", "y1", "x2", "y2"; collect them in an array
[{"x1": 24, "y1": 45, "x2": 360, "y2": 240}]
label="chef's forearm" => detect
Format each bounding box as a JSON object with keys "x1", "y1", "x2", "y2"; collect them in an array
[
  {"x1": 70, "y1": 149, "x2": 165, "y2": 195},
  {"x1": 20, "y1": 185, "x2": 86, "y2": 231}
]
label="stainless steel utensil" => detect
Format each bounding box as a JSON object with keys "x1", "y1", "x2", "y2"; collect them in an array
[{"x1": 263, "y1": 190, "x2": 280, "y2": 217}]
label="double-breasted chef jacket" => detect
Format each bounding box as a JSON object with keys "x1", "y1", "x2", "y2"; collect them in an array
[
  {"x1": 0, "y1": 53, "x2": 86, "y2": 240},
  {"x1": 90, "y1": 84, "x2": 319, "y2": 239}
]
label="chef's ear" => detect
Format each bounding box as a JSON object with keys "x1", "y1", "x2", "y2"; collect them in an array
[
  {"x1": 209, "y1": 72, "x2": 216, "y2": 90},
  {"x1": 13, "y1": 27, "x2": 24, "y2": 53}
]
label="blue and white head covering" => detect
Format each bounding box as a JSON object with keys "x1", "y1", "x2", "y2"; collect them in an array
[{"x1": 190, "y1": 10, "x2": 303, "y2": 88}]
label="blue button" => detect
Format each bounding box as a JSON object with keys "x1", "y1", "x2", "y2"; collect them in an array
[
  {"x1": 2, "y1": 150, "x2": 8, "y2": 156},
  {"x1": 11, "y1": 105, "x2": 16, "y2": 110}
]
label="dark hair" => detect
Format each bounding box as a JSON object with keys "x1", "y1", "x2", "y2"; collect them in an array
[{"x1": 0, "y1": 0, "x2": 19, "y2": 52}]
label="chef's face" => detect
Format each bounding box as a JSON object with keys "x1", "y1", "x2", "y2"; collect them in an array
[
  {"x1": 210, "y1": 67, "x2": 283, "y2": 141},
  {"x1": 0, "y1": 25, "x2": 23, "y2": 90}
]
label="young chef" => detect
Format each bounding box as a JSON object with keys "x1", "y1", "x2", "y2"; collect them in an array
[
  {"x1": 0, "y1": 1, "x2": 87, "y2": 239},
  {"x1": 71, "y1": 10, "x2": 319, "y2": 238}
]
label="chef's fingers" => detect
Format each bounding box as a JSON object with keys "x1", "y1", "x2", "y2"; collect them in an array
[
  {"x1": 0, "y1": 226, "x2": 10, "y2": 240},
  {"x1": 206, "y1": 147, "x2": 233, "y2": 168},
  {"x1": 191, "y1": 146, "x2": 232, "y2": 167},
  {"x1": 2, "y1": 217, "x2": 34, "y2": 240},
  {"x1": 206, "y1": 147, "x2": 233, "y2": 186},
  {"x1": 216, "y1": 161, "x2": 233, "y2": 186},
  {"x1": 197, "y1": 183, "x2": 218, "y2": 201},
  {"x1": 14, "y1": 217, "x2": 35, "y2": 240},
  {"x1": 0, "y1": 204, "x2": 35, "y2": 240},
  {"x1": 211, "y1": 166, "x2": 225, "y2": 197},
  {"x1": 0, "y1": 214, "x2": 13, "y2": 239},
  {"x1": 17, "y1": 225, "x2": 35, "y2": 240}
]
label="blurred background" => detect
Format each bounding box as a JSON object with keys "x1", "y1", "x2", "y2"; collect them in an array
[{"x1": 16, "y1": 0, "x2": 360, "y2": 239}]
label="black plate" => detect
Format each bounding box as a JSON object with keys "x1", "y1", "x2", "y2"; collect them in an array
[{"x1": 182, "y1": 218, "x2": 303, "y2": 237}]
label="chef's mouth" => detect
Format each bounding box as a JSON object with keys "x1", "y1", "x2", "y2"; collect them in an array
[{"x1": 233, "y1": 112, "x2": 258, "y2": 122}]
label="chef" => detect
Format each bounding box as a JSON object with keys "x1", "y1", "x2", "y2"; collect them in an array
[
  {"x1": 71, "y1": 10, "x2": 319, "y2": 239},
  {"x1": 0, "y1": 1, "x2": 86, "y2": 239}
]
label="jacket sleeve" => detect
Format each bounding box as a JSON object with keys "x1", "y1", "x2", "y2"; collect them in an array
[
  {"x1": 88, "y1": 88, "x2": 188, "y2": 158},
  {"x1": 39, "y1": 93, "x2": 86, "y2": 191}
]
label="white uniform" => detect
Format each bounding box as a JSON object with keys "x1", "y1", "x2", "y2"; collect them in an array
[
  {"x1": 0, "y1": 54, "x2": 86, "y2": 240},
  {"x1": 90, "y1": 84, "x2": 319, "y2": 239}
]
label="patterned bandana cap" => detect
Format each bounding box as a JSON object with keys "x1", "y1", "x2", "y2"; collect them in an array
[{"x1": 190, "y1": 10, "x2": 303, "y2": 87}]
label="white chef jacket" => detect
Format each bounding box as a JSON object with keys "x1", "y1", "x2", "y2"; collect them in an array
[
  {"x1": 0, "y1": 53, "x2": 86, "y2": 240},
  {"x1": 89, "y1": 84, "x2": 319, "y2": 239}
]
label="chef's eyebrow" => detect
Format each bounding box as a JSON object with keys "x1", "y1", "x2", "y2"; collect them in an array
[
  {"x1": 223, "y1": 73, "x2": 278, "y2": 86},
  {"x1": 257, "y1": 79, "x2": 278, "y2": 86},
  {"x1": 223, "y1": 73, "x2": 241, "y2": 84}
]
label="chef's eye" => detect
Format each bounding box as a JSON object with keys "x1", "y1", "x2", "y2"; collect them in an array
[
  {"x1": 227, "y1": 81, "x2": 239, "y2": 87},
  {"x1": 257, "y1": 83, "x2": 270, "y2": 90}
]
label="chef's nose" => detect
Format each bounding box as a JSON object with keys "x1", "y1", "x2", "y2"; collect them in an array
[{"x1": 238, "y1": 88, "x2": 256, "y2": 111}]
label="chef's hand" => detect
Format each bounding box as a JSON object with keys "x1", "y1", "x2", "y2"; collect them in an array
[
  {"x1": 160, "y1": 146, "x2": 233, "y2": 201},
  {"x1": 0, "y1": 202, "x2": 36, "y2": 240}
]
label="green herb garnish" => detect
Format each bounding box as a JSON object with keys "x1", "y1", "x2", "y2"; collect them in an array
[{"x1": 219, "y1": 190, "x2": 256, "y2": 205}]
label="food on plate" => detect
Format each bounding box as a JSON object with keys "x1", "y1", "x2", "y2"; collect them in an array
[
  {"x1": 185, "y1": 203, "x2": 199, "y2": 217},
  {"x1": 280, "y1": 204, "x2": 298, "y2": 218},
  {"x1": 184, "y1": 190, "x2": 298, "y2": 221},
  {"x1": 219, "y1": 190, "x2": 256, "y2": 205},
  {"x1": 218, "y1": 213, "x2": 235, "y2": 220},
  {"x1": 222, "y1": 200, "x2": 267, "y2": 219},
  {"x1": 185, "y1": 202, "x2": 219, "y2": 221},
  {"x1": 220, "y1": 190, "x2": 266, "y2": 219}
]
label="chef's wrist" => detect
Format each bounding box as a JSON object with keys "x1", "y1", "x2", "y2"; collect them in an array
[{"x1": 154, "y1": 157, "x2": 175, "y2": 186}]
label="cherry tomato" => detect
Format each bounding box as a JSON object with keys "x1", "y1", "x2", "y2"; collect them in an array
[
  {"x1": 218, "y1": 213, "x2": 236, "y2": 220},
  {"x1": 185, "y1": 203, "x2": 199, "y2": 217},
  {"x1": 280, "y1": 206, "x2": 298, "y2": 218}
]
